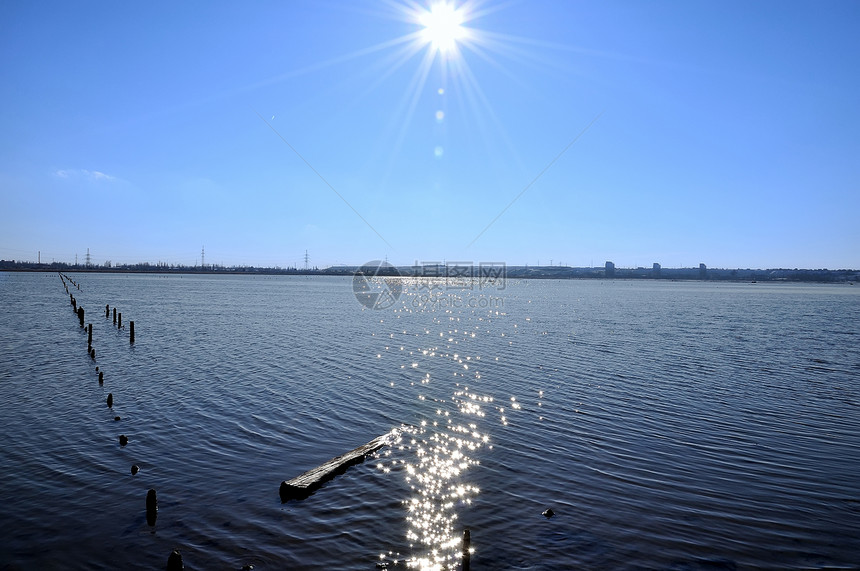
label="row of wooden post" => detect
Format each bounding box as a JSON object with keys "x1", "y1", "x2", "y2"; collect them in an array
[
  {"x1": 57, "y1": 273, "x2": 171, "y2": 562},
  {"x1": 60, "y1": 276, "x2": 182, "y2": 568},
  {"x1": 59, "y1": 273, "x2": 160, "y2": 538},
  {"x1": 63, "y1": 277, "x2": 134, "y2": 345},
  {"x1": 104, "y1": 304, "x2": 134, "y2": 343},
  {"x1": 60, "y1": 273, "x2": 158, "y2": 520},
  {"x1": 59, "y1": 272, "x2": 80, "y2": 291}
]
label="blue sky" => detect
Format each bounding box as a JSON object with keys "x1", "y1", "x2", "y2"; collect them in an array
[{"x1": 2, "y1": 0, "x2": 858, "y2": 269}]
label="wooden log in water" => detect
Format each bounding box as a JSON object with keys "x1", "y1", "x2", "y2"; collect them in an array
[{"x1": 279, "y1": 431, "x2": 394, "y2": 502}]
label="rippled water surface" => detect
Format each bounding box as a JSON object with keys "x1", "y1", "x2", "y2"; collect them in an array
[{"x1": 1, "y1": 272, "x2": 858, "y2": 570}]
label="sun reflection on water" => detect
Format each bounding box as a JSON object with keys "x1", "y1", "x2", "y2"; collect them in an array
[
  {"x1": 376, "y1": 387, "x2": 491, "y2": 570},
  {"x1": 367, "y1": 281, "x2": 528, "y2": 569}
]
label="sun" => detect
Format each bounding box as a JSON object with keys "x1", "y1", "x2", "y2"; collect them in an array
[{"x1": 419, "y1": 2, "x2": 467, "y2": 55}]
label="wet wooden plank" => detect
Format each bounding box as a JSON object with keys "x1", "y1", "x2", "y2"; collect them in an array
[{"x1": 279, "y1": 431, "x2": 394, "y2": 502}]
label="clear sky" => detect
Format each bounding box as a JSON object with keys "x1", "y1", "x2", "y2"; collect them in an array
[{"x1": 2, "y1": 0, "x2": 858, "y2": 270}]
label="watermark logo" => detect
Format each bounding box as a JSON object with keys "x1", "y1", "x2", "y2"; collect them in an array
[
  {"x1": 353, "y1": 260, "x2": 403, "y2": 310},
  {"x1": 411, "y1": 293, "x2": 505, "y2": 310},
  {"x1": 353, "y1": 261, "x2": 507, "y2": 310},
  {"x1": 412, "y1": 261, "x2": 507, "y2": 292}
]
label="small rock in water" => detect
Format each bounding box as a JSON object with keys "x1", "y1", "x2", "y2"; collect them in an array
[
  {"x1": 166, "y1": 548, "x2": 183, "y2": 570},
  {"x1": 542, "y1": 508, "x2": 555, "y2": 518},
  {"x1": 119, "y1": 434, "x2": 128, "y2": 446},
  {"x1": 131, "y1": 464, "x2": 139, "y2": 475},
  {"x1": 114, "y1": 416, "x2": 121, "y2": 421},
  {"x1": 241, "y1": 565, "x2": 254, "y2": 571}
]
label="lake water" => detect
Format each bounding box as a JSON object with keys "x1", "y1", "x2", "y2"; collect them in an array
[{"x1": 0, "y1": 272, "x2": 858, "y2": 570}]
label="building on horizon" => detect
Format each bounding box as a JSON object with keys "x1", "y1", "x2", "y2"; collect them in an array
[{"x1": 605, "y1": 261, "x2": 615, "y2": 278}]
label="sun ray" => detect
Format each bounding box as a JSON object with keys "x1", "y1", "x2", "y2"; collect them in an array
[
  {"x1": 372, "y1": 45, "x2": 439, "y2": 190},
  {"x1": 247, "y1": 31, "x2": 424, "y2": 95},
  {"x1": 353, "y1": 33, "x2": 432, "y2": 101},
  {"x1": 455, "y1": 36, "x2": 539, "y2": 95},
  {"x1": 447, "y1": 50, "x2": 530, "y2": 178},
  {"x1": 473, "y1": 27, "x2": 664, "y2": 70}
]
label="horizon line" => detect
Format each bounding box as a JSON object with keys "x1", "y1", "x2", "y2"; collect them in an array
[{"x1": 2, "y1": 259, "x2": 858, "y2": 273}]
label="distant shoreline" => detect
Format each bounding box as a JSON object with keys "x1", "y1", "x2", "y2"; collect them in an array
[{"x1": 3, "y1": 262, "x2": 857, "y2": 283}]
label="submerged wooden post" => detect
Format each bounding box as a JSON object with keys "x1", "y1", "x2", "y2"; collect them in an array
[
  {"x1": 105, "y1": 304, "x2": 109, "y2": 318},
  {"x1": 146, "y1": 489, "x2": 158, "y2": 527},
  {"x1": 166, "y1": 548, "x2": 182, "y2": 571},
  {"x1": 78, "y1": 307, "x2": 84, "y2": 327},
  {"x1": 129, "y1": 321, "x2": 135, "y2": 343},
  {"x1": 463, "y1": 529, "x2": 471, "y2": 571},
  {"x1": 98, "y1": 371, "x2": 104, "y2": 384},
  {"x1": 118, "y1": 312, "x2": 122, "y2": 328},
  {"x1": 113, "y1": 307, "x2": 116, "y2": 324},
  {"x1": 87, "y1": 323, "x2": 93, "y2": 345}
]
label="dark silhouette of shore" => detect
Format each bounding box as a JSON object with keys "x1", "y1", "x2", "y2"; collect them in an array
[{"x1": 2, "y1": 259, "x2": 857, "y2": 283}]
